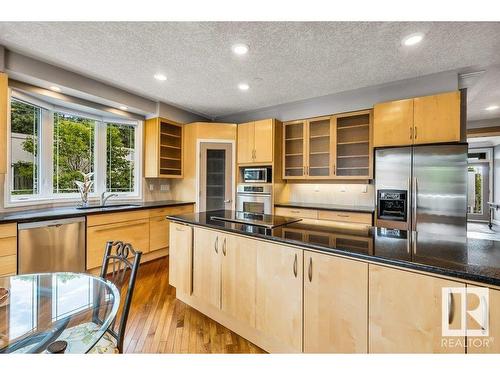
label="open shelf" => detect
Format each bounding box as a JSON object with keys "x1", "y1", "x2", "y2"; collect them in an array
[
  {"x1": 337, "y1": 154, "x2": 369, "y2": 159},
  {"x1": 337, "y1": 140, "x2": 369, "y2": 145}
]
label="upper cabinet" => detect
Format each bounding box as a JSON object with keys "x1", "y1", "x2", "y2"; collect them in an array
[
  {"x1": 373, "y1": 91, "x2": 462, "y2": 148},
  {"x1": 144, "y1": 117, "x2": 184, "y2": 178},
  {"x1": 283, "y1": 110, "x2": 372, "y2": 180},
  {"x1": 237, "y1": 119, "x2": 274, "y2": 164}
]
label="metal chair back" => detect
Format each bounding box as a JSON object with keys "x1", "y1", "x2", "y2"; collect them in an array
[{"x1": 97, "y1": 240, "x2": 142, "y2": 353}]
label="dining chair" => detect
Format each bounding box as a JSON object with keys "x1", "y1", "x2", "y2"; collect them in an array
[{"x1": 56, "y1": 241, "x2": 142, "y2": 354}]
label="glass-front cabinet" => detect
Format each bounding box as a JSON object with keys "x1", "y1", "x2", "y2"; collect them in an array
[{"x1": 282, "y1": 110, "x2": 372, "y2": 180}]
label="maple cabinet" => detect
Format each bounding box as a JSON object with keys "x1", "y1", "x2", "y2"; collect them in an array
[
  {"x1": 237, "y1": 119, "x2": 274, "y2": 164},
  {"x1": 0, "y1": 223, "x2": 17, "y2": 276},
  {"x1": 168, "y1": 222, "x2": 193, "y2": 295},
  {"x1": 0, "y1": 73, "x2": 7, "y2": 174},
  {"x1": 304, "y1": 251, "x2": 368, "y2": 353},
  {"x1": 373, "y1": 91, "x2": 461, "y2": 148},
  {"x1": 283, "y1": 110, "x2": 372, "y2": 180},
  {"x1": 256, "y1": 241, "x2": 303, "y2": 352},
  {"x1": 144, "y1": 117, "x2": 184, "y2": 178},
  {"x1": 369, "y1": 264, "x2": 465, "y2": 353}
]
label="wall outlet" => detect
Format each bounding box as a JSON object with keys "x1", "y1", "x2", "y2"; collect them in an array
[
  {"x1": 314, "y1": 185, "x2": 320, "y2": 192},
  {"x1": 340, "y1": 185, "x2": 346, "y2": 192},
  {"x1": 362, "y1": 184, "x2": 368, "y2": 193},
  {"x1": 160, "y1": 184, "x2": 170, "y2": 192},
  {"x1": 149, "y1": 184, "x2": 155, "y2": 191}
]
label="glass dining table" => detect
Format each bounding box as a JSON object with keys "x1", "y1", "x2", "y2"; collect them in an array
[{"x1": 0, "y1": 273, "x2": 120, "y2": 354}]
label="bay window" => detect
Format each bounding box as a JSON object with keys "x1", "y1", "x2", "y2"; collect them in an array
[{"x1": 7, "y1": 92, "x2": 142, "y2": 205}]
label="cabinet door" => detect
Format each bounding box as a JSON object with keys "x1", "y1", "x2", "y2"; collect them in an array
[
  {"x1": 168, "y1": 222, "x2": 193, "y2": 295},
  {"x1": 253, "y1": 119, "x2": 274, "y2": 163},
  {"x1": 237, "y1": 122, "x2": 255, "y2": 163},
  {"x1": 467, "y1": 287, "x2": 500, "y2": 353},
  {"x1": 413, "y1": 91, "x2": 461, "y2": 145},
  {"x1": 193, "y1": 227, "x2": 222, "y2": 309},
  {"x1": 150, "y1": 216, "x2": 170, "y2": 252},
  {"x1": 369, "y1": 265, "x2": 465, "y2": 353},
  {"x1": 307, "y1": 117, "x2": 333, "y2": 179},
  {"x1": 221, "y1": 234, "x2": 257, "y2": 328},
  {"x1": 256, "y1": 242, "x2": 303, "y2": 352},
  {"x1": 304, "y1": 252, "x2": 368, "y2": 353},
  {"x1": 283, "y1": 121, "x2": 307, "y2": 179},
  {"x1": 373, "y1": 99, "x2": 413, "y2": 147},
  {"x1": 86, "y1": 219, "x2": 150, "y2": 270}
]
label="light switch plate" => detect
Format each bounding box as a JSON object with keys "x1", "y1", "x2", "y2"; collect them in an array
[
  {"x1": 362, "y1": 184, "x2": 368, "y2": 193},
  {"x1": 149, "y1": 184, "x2": 155, "y2": 191}
]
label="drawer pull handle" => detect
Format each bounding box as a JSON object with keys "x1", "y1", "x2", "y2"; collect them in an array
[
  {"x1": 337, "y1": 214, "x2": 350, "y2": 217},
  {"x1": 293, "y1": 253, "x2": 298, "y2": 278},
  {"x1": 291, "y1": 210, "x2": 300, "y2": 213},
  {"x1": 308, "y1": 257, "x2": 313, "y2": 282}
]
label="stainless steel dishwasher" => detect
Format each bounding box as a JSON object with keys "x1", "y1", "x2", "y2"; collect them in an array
[{"x1": 18, "y1": 217, "x2": 86, "y2": 274}]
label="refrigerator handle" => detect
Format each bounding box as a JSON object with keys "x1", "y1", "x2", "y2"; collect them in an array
[{"x1": 412, "y1": 177, "x2": 418, "y2": 231}]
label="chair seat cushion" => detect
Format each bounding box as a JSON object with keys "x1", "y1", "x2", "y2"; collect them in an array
[{"x1": 56, "y1": 322, "x2": 119, "y2": 354}]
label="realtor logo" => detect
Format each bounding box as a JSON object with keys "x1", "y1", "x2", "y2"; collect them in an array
[{"x1": 442, "y1": 287, "x2": 489, "y2": 337}]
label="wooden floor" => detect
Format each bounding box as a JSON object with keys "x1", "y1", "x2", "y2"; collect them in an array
[{"x1": 122, "y1": 256, "x2": 265, "y2": 353}]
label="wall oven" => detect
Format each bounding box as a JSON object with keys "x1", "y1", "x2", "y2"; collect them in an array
[
  {"x1": 242, "y1": 168, "x2": 271, "y2": 183},
  {"x1": 236, "y1": 184, "x2": 273, "y2": 215}
]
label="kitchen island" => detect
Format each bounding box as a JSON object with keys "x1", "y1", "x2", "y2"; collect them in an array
[{"x1": 168, "y1": 210, "x2": 500, "y2": 354}]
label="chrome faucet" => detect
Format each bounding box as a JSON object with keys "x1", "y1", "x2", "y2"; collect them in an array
[{"x1": 100, "y1": 192, "x2": 118, "y2": 206}]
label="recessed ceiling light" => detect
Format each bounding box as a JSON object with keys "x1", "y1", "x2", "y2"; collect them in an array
[
  {"x1": 49, "y1": 86, "x2": 61, "y2": 92},
  {"x1": 119, "y1": 106, "x2": 128, "y2": 111},
  {"x1": 485, "y1": 105, "x2": 499, "y2": 111},
  {"x1": 238, "y1": 83, "x2": 250, "y2": 91},
  {"x1": 154, "y1": 73, "x2": 167, "y2": 81},
  {"x1": 232, "y1": 43, "x2": 249, "y2": 55},
  {"x1": 402, "y1": 33, "x2": 424, "y2": 46}
]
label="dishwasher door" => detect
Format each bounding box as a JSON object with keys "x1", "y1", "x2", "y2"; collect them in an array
[{"x1": 18, "y1": 217, "x2": 86, "y2": 274}]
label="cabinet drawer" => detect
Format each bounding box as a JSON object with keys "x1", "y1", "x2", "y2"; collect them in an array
[
  {"x1": 318, "y1": 210, "x2": 372, "y2": 224},
  {"x1": 0, "y1": 223, "x2": 16, "y2": 238},
  {"x1": 0, "y1": 255, "x2": 16, "y2": 276},
  {"x1": 0, "y1": 237, "x2": 17, "y2": 257},
  {"x1": 275, "y1": 207, "x2": 318, "y2": 219},
  {"x1": 86, "y1": 218, "x2": 150, "y2": 270},
  {"x1": 149, "y1": 204, "x2": 194, "y2": 218},
  {"x1": 87, "y1": 209, "x2": 149, "y2": 227},
  {"x1": 150, "y1": 216, "x2": 170, "y2": 252}
]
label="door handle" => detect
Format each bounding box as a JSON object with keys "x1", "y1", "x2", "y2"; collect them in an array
[
  {"x1": 413, "y1": 177, "x2": 418, "y2": 231},
  {"x1": 308, "y1": 257, "x2": 312, "y2": 282},
  {"x1": 293, "y1": 253, "x2": 298, "y2": 278},
  {"x1": 224, "y1": 199, "x2": 232, "y2": 203},
  {"x1": 214, "y1": 236, "x2": 219, "y2": 254},
  {"x1": 414, "y1": 126, "x2": 417, "y2": 140},
  {"x1": 410, "y1": 126, "x2": 412, "y2": 140},
  {"x1": 222, "y1": 238, "x2": 227, "y2": 256}
]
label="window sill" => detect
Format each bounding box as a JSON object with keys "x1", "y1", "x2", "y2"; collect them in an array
[{"x1": 5, "y1": 195, "x2": 142, "y2": 209}]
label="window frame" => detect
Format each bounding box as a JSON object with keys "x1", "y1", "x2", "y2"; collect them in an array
[{"x1": 5, "y1": 89, "x2": 143, "y2": 207}]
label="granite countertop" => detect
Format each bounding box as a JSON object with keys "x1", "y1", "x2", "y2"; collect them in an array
[
  {"x1": 169, "y1": 210, "x2": 500, "y2": 287},
  {"x1": 274, "y1": 201, "x2": 375, "y2": 213},
  {"x1": 0, "y1": 200, "x2": 195, "y2": 224}
]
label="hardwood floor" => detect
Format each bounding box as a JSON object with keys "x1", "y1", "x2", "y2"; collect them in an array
[{"x1": 122, "y1": 256, "x2": 265, "y2": 353}]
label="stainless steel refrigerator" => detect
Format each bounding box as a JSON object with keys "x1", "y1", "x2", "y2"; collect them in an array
[{"x1": 374, "y1": 144, "x2": 468, "y2": 236}]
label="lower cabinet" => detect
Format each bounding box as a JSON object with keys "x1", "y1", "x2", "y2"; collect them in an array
[
  {"x1": 304, "y1": 251, "x2": 368, "y2": 353},
  {"x1": 467, "y1": 286, "x2": 500, "y2": 354},
  {"x1": 369, "y1": 264, "x2": 465, "y2": 353},
  {"x1": 0, "y1": 223, "x2": 17, "y2": 276},
  {"x1": 256, "y1": 241, "x2": 303, "y2": 352},
  {"x1": 86, "y1": 218, "x2": 150, "y2": 270},
  {"x1": 193, "y1": 227, "x2": 222, "y2": 308},
  {"x1": 168, "y1": 222, "x2": 193, "y2": 295}
]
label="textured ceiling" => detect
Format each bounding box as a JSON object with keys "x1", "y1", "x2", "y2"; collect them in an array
[
  {"x1": 1, "y1": 22, "x2": 500, "y2": 119},
  {"x1": 466, "y1": 65, "x2": 500, "y2": 121}
]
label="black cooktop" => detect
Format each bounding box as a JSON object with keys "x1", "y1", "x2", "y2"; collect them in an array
[{"x1": 209, "y1": 210, "x2": 301, "y2": 229}]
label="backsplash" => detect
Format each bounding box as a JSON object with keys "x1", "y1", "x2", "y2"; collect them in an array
[{"x1": 280, "y1": 183, "x2": 374, "y2": 207}]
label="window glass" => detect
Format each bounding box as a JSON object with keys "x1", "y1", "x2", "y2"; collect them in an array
[
  {"x1": 106, "y1": 122, "x2": 135, "y2": 193},
  {"x1": 10, "y1": 99, "x2": 40, "y2": 196},
  {"x1": 53, "y1": 112, "x2": 96, "y2": 194}
]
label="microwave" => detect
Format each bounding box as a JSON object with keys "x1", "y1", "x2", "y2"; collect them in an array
[{"x1": 242, "y1": 168, "x2": 272, "y2": 183}]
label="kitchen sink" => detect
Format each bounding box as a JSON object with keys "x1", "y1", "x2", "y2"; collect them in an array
[{"x1": 76, "y1": 204, "x2": 141, "y2": 210}]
